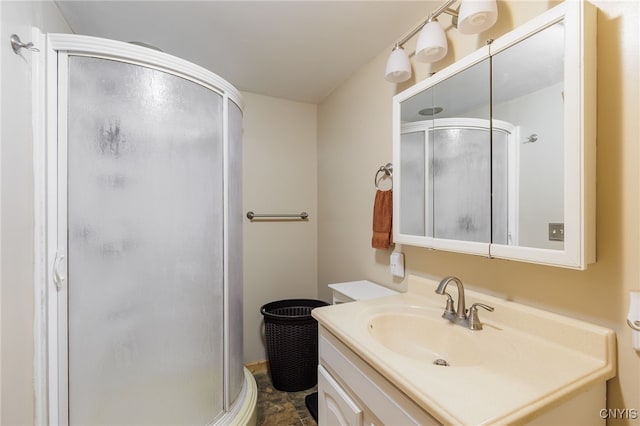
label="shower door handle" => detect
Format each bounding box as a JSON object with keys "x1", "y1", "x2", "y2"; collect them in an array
[{"x1": 53, "y1": 253, "x2": 66, "y2": 291}]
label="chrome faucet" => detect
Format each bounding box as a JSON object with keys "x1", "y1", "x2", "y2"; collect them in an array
[
  {"x1": 435, "y1": 276, "x2": 467, "y2": 323},
  {"x1": 435, "y1": 276, "x2": 494, "y2": 330}
]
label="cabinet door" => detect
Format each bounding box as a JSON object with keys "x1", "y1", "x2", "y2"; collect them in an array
[
  {"x1": 488, "y1": 0, "x2": 596, "y2": 268},
  {"x1": 393, "y1": 48, "x2": 492, "y2": 257},
  {"x1": 318, "y1": 366, "x2": 363, "y2": 426}
]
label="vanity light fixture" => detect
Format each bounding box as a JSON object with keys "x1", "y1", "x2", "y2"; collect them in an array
[
  {"x1": 385, "y1": 43, "x2": 412, "y2": 83},
  {"x1": 415, "y1": 18, "x2": 448, "y2": 63},
  {"x1": 457, "y1": 0, "x2": 498, "y2": 34},
  {"x1": 384, "y1": 0, "x2": 498, "y2": 83}
]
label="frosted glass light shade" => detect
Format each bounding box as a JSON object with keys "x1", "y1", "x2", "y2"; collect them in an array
[
  {"x1": 457, "y1": 0, "x2": 498, "y2": 34},
  {"x1": 415, "y1": 20, "x2": 448, "y2": 63},
  {"x1": 385, "y1": 46, "x2": 411, "y2": 83}
]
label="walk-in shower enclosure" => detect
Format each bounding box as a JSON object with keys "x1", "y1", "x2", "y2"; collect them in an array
[{"x1": 35, "y1": 32, "x2": 252, "y2": 425}]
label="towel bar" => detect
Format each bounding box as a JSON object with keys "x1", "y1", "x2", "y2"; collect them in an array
[
  {"x1": 246, "y1": 211, "x2": 308, "y2": 220},
  {"x1": 375, "y1": 163, "x2": 393, "y2": 190}
]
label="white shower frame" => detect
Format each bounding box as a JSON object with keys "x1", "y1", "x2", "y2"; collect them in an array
[{"x1": 32, "y1": 29, "x2": 245, "y2": 425}]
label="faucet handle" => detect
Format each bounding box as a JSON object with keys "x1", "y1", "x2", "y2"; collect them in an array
[
  {"x1": 468, "y1": 303, "x2": 494, "y2": 330},
  {"x1": 442, "y1": 292, "x2": 456, "y2": 317}
]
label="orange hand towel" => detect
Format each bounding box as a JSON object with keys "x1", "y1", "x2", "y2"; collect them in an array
[{"x1": 372, "y1": 189, "x2": 393, "y2": 249}]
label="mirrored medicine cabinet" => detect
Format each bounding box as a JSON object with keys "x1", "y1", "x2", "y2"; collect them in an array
[{"x1": 392, "y1": 1, "x2": 596, "y2": 269}]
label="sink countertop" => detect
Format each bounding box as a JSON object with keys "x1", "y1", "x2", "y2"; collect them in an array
[{"x1": 312, "y1": 274, "x2": 616, "y2": 425}]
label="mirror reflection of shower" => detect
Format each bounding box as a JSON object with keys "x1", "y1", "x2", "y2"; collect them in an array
[{"x1": 400, "y1": 118, "x2": 518, "y2": 245}]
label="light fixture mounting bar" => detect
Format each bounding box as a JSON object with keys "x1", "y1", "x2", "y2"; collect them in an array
[
  {"x1": 430, "y1": 0, "x2": 459, "y2": 20},
  {"x1": 396, "y1": 0, "x2": 459, "y2": 47}
]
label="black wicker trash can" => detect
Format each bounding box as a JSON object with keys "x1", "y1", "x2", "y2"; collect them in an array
[{"x1": 260, "y1": 299, "x2": 329, "y2": 391}]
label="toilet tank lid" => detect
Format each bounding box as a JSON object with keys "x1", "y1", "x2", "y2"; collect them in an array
[{"x1": 328, "y1": 280, "x2": 399, "y2": 301}]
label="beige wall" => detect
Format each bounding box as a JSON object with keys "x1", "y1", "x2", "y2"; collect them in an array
[
  {"x1": 1, "y1": 1, "x2": 71, "y2": 424},
  {"x1": 318, "y1": 0, "x2": 640, "y2": 419},
  {"x1": 241, "y1": 92, "x2": 318, "y2": 363}
]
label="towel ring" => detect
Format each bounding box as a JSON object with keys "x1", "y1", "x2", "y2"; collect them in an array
[
  {"x1": 627, "y1": 318, "x2": 640, "y2": 332},
  {"x1": 375, "y1": 163, "x2": 393, "y2": 190}
]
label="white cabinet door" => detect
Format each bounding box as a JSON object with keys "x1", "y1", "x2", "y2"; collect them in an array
[{"x1": 318, "y1": 366, "x2": 363, "y2": 426}]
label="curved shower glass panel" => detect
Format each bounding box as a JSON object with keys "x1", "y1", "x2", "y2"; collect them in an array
[
  {"x1": 68, "y1": 56, "x2": 224, "y2": 425},
  {"x1": 44, "y1": 34, "x2": 249, "y2": 426},
  {"x1": 430, "y1": 124, "x2": 492, "y2": 243},
  {"x1": 227, "y1": 101, "x2": 245, "y2": 406}
]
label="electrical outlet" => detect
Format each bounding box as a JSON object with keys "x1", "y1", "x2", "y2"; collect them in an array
[
  {"x1": 390, "y1": 252, "x2": 405, "y2": 278},
  {"x1": 548, "y1": 223, "x2": 564, "y2": 241}
]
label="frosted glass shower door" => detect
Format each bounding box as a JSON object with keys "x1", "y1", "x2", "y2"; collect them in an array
[
  {"x1": 430, "y1": 126, "x2": 492, "y2": 242},
  {"x1": 66, "y1": 56, "x2": 224, "y2": 425}
]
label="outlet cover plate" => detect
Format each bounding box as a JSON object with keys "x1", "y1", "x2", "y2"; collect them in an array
[
  {"x1": 548, "y1": 223, "x2": 565, "y2": 241},
  {"x1": 390, "y1": 252, "x2": 405, "y2": 278}
]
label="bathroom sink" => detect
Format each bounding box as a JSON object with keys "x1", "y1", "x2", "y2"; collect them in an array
[
  {"x1": 366, "y1": 306, "x2": 481, "y2": 367},
  {"x1": 312, "y1": 275, "x2": 616, "y2": 425}
]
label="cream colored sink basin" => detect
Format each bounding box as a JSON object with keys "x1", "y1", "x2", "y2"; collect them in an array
[
  {"x1": 312, "y1": 275, "x2": 617, "y2": 425},
  {"x1": 367, "y1": 306, "x2": 481, "y2": 367}
]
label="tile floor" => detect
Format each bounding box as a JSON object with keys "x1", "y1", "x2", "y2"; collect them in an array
[{"x1": 250, "y1": 364, "x2": 318, "y2": 426}]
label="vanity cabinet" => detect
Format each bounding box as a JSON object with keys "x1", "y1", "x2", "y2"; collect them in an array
[
  {"x1": 317, "y1": 326, "x2": 439, "y2": 426},
  {"x1": 392, "y1": 1, "x2": 596, "y2": 269}
]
